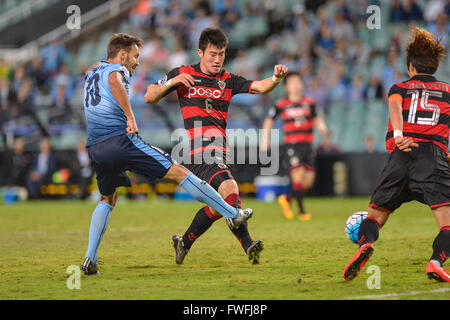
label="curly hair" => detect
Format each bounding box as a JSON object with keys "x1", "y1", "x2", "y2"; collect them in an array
[{"x1": 405, "y1": 27, "x2": 446, "y2": 75}]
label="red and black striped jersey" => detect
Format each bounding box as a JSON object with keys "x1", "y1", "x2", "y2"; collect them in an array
[
  {"x1": 157, "y1": 63, "x2": 254, "y2": 162},
  {"x1": 268, "y1": 97, "x2": 317, "y2": 145},
  {"x1": 386, "y1": 75, "x2": 450, "y2": 154}
]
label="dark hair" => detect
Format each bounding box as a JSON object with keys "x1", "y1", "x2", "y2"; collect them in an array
[
  {"x1": 198, "y1": 28, "x2": 229, "y2": 51},
  {"x1": 107, "y1": 33, "x2": 143, "y2": 59},
  {"x1": 283, "y1": 71, "x2": 302, "y2": 85},
  {"x1": 406, "y1": 27, "x2": 446, "y2": 74}
]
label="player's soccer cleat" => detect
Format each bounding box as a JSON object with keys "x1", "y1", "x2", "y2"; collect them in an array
[
  {"x1": 277, "y1": 195, "x2": 294, "y2": 220},
  {"x1": 246, "y1": 240, "x2": 264, "y2": 265},
  {"x1": 426, "y1": 260, "x2": 450, "y2": 282},
  {"x1": 80, "y1": 257, "x2": 100, "y2": 275},
  {"x1": 226, "y1": 208, "x2": 253, "y2": 229},
  {"x1": 298, "y1": 213, "x2": 312, "y2": 221},
  {"x1": 343, "y1": 243, "x2": 374, "y2": 281},
  {"x1": 172, "y1": 235, "x2": 189, "y2": 265}
]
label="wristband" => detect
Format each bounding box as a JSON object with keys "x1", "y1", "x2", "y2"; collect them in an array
[
  {"x1": 272, "y1": 75, "x2": 282, "y2": 83},
  {"x1": 393, "y1": 129, "x2": 403, "y2": 138},
  {"x1": 165, "y1": 79, "x2": 173, "y2": 88}
]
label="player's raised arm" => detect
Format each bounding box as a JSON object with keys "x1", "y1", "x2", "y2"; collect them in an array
[
  {"x1": 388, "y1": 93, "x2": 417, "y2": 152},
  {"x1": 109, "y1": 71, "x2": 138, "y2": 134},
  {"x1": 144, "y1": 72, "x2": 195, "y2": 103},
  {"x1": 249, "y1": 64, "x2": 288, "y2": 94}
]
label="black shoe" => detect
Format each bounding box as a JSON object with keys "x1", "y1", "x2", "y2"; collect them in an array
[
  {"x1": 172, "y1": 235, "x2": 189, "y2": 265},
  {"x1": 246, "y1": 240, "x2": 264, "y2": 264},
  {"x1": 80, "y1": 257, "x2": 100, "y2": 275}
]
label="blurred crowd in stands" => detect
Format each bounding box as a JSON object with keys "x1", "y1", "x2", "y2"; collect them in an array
[
  {"x1": 0, "y1": 0, "x2": 449, "y2": 196},
  {"x1": 1, "y1": 135, "x2": 92, "y2": 199}
]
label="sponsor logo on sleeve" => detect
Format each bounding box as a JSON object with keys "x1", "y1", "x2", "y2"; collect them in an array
[
  {"x1": 158, "y1": 75, "x2": 168, "y2": 85},
  {"x1": 120, "y1": 66, "x2": 130, "y2": 78}
]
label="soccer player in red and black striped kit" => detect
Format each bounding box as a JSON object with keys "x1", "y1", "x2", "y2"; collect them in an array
[
  {"x1": 343, "y1": 28, "x2": 450, "y2": 282},
  {"x1": 145, "y1": 28, "x2": 288, "y2": 264},
  {"x1": 261, "y1": 72, "x2": 330, "y2": 221}
]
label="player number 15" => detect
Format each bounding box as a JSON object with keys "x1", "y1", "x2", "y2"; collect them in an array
[{"x1": 406, "y1": 89, "x2": 442, "y2": 125}]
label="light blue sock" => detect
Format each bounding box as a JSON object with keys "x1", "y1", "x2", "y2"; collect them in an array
[
  {"x1": 180, "y1": 172, "x2": 238, "y2": 218},
  {"x1": 85, "y1": 201, "x2": 113, "y2": 263}
]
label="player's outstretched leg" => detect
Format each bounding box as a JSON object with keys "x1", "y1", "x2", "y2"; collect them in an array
[
  {"x1": 165, "y1": 164, "x2": 253, "y2": 226},
  {"x1": 344, "y1": 208, "x2": 387, "y2": 281},
  {"x1": 427, "y1": 206, "x2": 450, "y2": 282},
  {"x1": 81, "y1": 191, "x2": 117, "y2": 275}
]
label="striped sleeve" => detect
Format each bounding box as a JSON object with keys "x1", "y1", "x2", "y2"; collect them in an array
[
  {"x1": 388, "y1": 84, "x2": 404, "y2": 98},
  {"x1": 230, "y1": 73, "x2": 254, "y2": 95},
  {"x1": 267, "y1": 103, "x2": 280, "y2": 119}
]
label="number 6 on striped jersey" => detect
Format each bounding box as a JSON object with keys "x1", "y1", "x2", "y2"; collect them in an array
[{"x1": 205, "y1": 98, "x2": 213, "y2": 113}]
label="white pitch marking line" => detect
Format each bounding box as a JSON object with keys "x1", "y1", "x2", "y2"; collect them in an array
[{"x1": 346, "y1": 287, "x2": 450, "y2": 300}]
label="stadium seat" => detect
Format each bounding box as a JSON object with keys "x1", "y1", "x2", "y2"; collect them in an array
[
  {"x1": 364, "y1": 99, "x2": 389, "y2": 149},
  {"x1": 247, "y1": 16, "x2": 269, "y2": 38},
  {"x1": 371, "y1": 29, "x2": 391, "y2": 51},
  {"x1": 369, "y1": 56, "x2": 387, "y2": 75},
  {"x1": 51, "y1": 131, "x2": 86, "y2": 149},
  {"x1": 338, "y1": 102, "x2": 366, "y2": 152},
  {"x1": 118, "y1": 21, "x2": 130, "y2": 34},
  {"x1": 247, "y1": 47, "x2": 267, "y2": 69},
  {"x1": 228, "y1": 20, "x2": 250, "y2": 47}
]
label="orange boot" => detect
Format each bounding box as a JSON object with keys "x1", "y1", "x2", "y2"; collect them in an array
[{"x1": 277, "y1": 194, "x2": 294, "y2": 220}]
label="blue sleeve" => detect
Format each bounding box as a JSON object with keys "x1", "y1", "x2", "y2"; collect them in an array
[
  {"x1": 99, "y1": 64, "x2": 130, "y2": 96},
  {"x1": 105, "y1": 64, "x2": 130, "y2": 84}
]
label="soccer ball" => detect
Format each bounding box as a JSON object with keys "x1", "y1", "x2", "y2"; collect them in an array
[{"x1": 345, "y1": 211, "x2": 368, "y2": 244}]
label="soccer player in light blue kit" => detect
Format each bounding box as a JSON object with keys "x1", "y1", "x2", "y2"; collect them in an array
[{"x1": 80, "y1": 33, "x2": 253, "y2": 275}]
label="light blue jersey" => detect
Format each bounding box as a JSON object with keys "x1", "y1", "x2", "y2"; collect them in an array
[{"x1": 84, "y1": 61, "x2": 131, "y2": 147}]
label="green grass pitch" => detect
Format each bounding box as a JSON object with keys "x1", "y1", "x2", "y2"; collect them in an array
[{"x1": 0, "y1": 197, "x2": 449, "y2": 300}]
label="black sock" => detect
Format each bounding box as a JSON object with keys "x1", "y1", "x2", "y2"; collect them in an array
[
  {"x1": 291, "y1": 187, "x2": 305, "y2": 214},
  {"x1": 182, "y1": 207, "x2": 218, "y2": 250},
  {"x1": 296, "y1": 196, "x2": 305, "y2": 214},
  {"x1": 430, "y1": 227, "x2": 450, "y2": 266},
  {"x1": 230, "y1": 221, "x2": 254, "y2": 252},
  {"x1": 358, "y1": 218, "x2": 380, "y2": 247},
  {"x1": 224, "y1": 193, "x2": 254, "y2": 252}
]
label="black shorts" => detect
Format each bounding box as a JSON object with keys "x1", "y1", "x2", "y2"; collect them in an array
[
  {"x1": 88, "y1": 133, "x2": 173, "y2": 195},
  {"x1": 284, "y1": 143, "x2": 316, "y2": 172},
  {"x1": 185, "y1": 162, "x2": 234, "y2": 191},
  {"x1": 370, "y1": 143, "x2": 450, "y2": 213}
]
